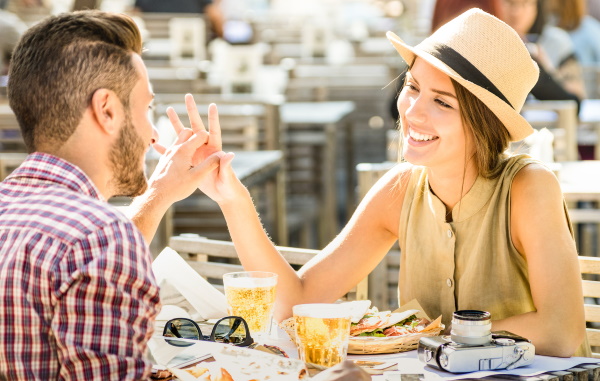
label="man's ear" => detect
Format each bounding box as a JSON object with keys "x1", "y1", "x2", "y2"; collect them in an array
[{"x1": 90, "y1": 88, "x2": 123, "y2": 135}]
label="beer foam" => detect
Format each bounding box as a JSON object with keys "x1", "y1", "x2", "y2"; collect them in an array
[
  {"x1": 224, "y1": 277, "x2": 277, "y2": 288},
  {"x1": 293, "y1": 304, "x2": 351, "y2": 319}
]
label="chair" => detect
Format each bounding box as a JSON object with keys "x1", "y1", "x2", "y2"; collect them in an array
[
  {"x1": 207, "y1": 41, "x2": 267, "y2": 95},
  {"x1": 579, "y1": 255, "x2": 600, "y2": 357},
  {"x1": 168, "y1": 234, "x2": 368, "y2": 301},
  {"x1": 520, "y1": 100, "x2": 579, "y2": 161},
  {"x1": 0, "y1": 152, "x2": 27, "y2": 181},
  {"x1": 169, "y1": 17, "x2": 206, "y2": 65},
  {"x1": 0, "y1": 104, "x2": 26, "y2": 153},
  {"x1": 582, "y1": 66, "x2": 600, "y2": 99},
  {"x1": 356, "y1": 162, "x2": 399, "y2": 311}
]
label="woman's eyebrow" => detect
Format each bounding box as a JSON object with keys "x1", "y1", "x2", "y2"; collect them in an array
[
  {"x1": 406, "y1": 71, "x2": 456, "y2": 98},
  {"x1": 432, "y1": 89, "x2": 457, "y2": 99}
]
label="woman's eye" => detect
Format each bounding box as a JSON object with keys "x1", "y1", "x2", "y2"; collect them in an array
[
  {"x1": 435, "y1": 99, "x2": 452, "y2": 109},
  {"x1": 405, "y1": 83, "x2": 418, "y2": 92}
]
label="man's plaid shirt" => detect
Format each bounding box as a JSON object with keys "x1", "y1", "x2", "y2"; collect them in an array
[{"x1": 0, "y1": 153, "x2": 161, "y2": 380}]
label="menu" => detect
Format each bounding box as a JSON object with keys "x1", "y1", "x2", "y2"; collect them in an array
[{"x1": 152, "y1": 247, "x2": 228, "y2": 322}]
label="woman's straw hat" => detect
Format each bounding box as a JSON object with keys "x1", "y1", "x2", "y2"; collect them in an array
[{"x1": 387, "y1": 8, "x2": 539, "y2": 142}]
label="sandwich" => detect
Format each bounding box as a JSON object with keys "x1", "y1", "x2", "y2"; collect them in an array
[{"x1": 350, "y1": 308, "x2": 431, "y2": 337}]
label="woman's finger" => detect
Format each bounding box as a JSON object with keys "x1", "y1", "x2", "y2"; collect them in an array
[
  {"x1": 207, "y1": 103, "x2": 223, "y2": 149},
  {"x1": 174, "y1": 128, "x2": 194, "y2": 146}
]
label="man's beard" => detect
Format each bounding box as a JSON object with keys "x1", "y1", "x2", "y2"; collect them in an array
[{"x1": 108, "y1": 111, "x2": 148, "y2": 198}]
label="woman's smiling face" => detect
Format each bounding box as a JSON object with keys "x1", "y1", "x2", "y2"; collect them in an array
[{"x1": 397, "y1": 57, "x2": 475, "y2": 169}]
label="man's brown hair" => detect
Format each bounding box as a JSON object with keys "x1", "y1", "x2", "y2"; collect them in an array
[{"x1": 8, "y1": 11, "x2": 143, "y2": 152}]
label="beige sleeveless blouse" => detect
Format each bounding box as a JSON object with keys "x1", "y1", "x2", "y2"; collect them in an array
[{"x1": 398, "y1": 155, "x2": 591, "y2": 357}]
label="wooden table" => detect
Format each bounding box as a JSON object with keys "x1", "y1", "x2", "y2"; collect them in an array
[{"x1": 280, "y1": 101, "x2": 356, "y2": 245}]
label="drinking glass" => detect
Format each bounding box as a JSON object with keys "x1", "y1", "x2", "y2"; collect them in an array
[
  {"x1": 293, "y1": 303, "x2": 351, "y2": 368},
  {"x1": 223, "y1": 271, "x2": 278, "y2": 340}
]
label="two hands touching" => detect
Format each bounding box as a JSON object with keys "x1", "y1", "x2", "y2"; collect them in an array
[{"x1": 129, "y1": 94, "x2": 244, "y2": 243}]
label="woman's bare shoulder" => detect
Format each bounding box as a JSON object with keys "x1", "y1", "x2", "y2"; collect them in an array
[{"x1": 511, "y1": 162, "x2": 561, "y2": 197}]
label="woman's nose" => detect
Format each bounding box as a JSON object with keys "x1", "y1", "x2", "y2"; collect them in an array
[{"x1": 403, "y1": 96, "x2": 427, "y2": 124}]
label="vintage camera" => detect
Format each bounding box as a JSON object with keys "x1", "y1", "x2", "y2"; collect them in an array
[{"x1": 418, "y1": 310, "x2": 535, "y2": 373}]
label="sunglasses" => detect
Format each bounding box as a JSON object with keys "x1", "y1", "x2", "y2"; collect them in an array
[{"x1": 163, "y1": 316, "x2": 254, "y2": 347}]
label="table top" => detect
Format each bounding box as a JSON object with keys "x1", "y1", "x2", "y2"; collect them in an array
[
  {"x1": 154, "y1": 327, "x2": 600, "y2": 380},
  {"x1": 521, "y1": 99, "x2": 600, "y2": 124},
  {"x1": 557, "y1": 160, "x2": 600, "y2": 201},
  {"x1": 231, "y1": 150, "x2": 283, "y2": 187},
  {"x1": 280, "y1": 101, "x2": 355, "y2": 124}
]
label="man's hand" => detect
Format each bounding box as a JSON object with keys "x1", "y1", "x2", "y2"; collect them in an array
[{"x1": 127, "y1": 94, "x2": 228, "y2": 244}]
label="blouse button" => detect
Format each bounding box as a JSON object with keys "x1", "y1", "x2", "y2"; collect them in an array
[
  {"x1": 447, "y1": 229, "x2": 453, "y2": 238},
  {"x1": 446, "y1": 278, "x2": 453, "y2": 287}
]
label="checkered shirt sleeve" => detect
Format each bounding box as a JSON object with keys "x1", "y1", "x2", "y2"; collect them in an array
[{"x1": 51, "y1": 220, "x2": 161, "y2": 380}]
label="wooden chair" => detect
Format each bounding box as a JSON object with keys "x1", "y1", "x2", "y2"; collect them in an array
[
  {"x1": 0, "y1": 152, "x2": 27, "y2": 181},
  {"x1": 169, "y1": 17, "x2": 206, "y2": 65},
  {"x1": 357, "y1": 162, "x2": 399, "y2": 311},
  {"x1": 520, "y1": 100, "x2": 579, "y2": 161},
  {"x1": 168, "y1": 234, "x2": 368, "y2": 301},
  {"x1": 154, "y1": 103, "x2": 262, "y2": 151},
  {"x1": 579, "y1": 255, "x2": 600, "y2": 357},
  {"x1": 0, "y1": 104, "x2": 26, "y2": 153}
]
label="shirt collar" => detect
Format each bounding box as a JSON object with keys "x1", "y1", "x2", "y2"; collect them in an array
[
  {"x1": 6, "y1": 152, "x2": 104, "y2": 201},
  {"x1": 425, "y1": 172, "x2": 497, "y2": 223}
]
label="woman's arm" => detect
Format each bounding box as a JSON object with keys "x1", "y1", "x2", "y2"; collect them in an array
[
  {"x1": 209, "y1": 161, "x2": 411, "y2": 321},
  {"x1": 493, "y1": 163, "x2": 586, "y2": 357}
]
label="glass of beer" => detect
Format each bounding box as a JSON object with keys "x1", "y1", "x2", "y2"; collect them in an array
[
  {"x1": 223, "y1": 271, "x2": 277, "y2": 340},
  {"x1": 293, "y1": 303, "x2": 351, "y2": 368}
]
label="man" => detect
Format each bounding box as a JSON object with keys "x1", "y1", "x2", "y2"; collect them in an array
[
  {"x1": 133, "y1": 0, "x2": 224, "y2": 37},
  {"x1": 0, "y1": 11, "x2": 223, "y2": 379}
]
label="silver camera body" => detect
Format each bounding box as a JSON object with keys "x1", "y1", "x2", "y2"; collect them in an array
[{"x1": 417, "y1": 310, "x2": 535, "y2": 373}]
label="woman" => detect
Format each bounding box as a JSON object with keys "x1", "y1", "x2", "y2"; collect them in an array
[
  {"x1": 192, "y1": 9, "x2": 589, "y2": 357},
  {"x1": 547, "y1": 0, "x2": 600, "y2": 66},
  {"x1": 499, "y1": 0, "x2": 587, "y2": 101}
]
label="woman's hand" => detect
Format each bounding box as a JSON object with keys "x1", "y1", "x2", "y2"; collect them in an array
[{"x1": 156, "y1": 94, "x2": 247, "y2": 205}]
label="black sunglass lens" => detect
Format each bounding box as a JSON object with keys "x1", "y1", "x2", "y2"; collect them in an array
[
  {"x1": 213, "y1": 317, "x2": 249, "y2": 345},
  {"x1": 164, "y1": 319, "x2": 201, "y2": 340}
]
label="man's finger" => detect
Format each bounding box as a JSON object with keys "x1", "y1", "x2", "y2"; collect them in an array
[
  {"x1": 152, "y1": 143, "x2": 167, "y2": 155},
  {"x1": 166, "y1": 107, "x2": 186, "y2": 135},
  {"x1": 185, "y1": 94, "x2": 206, "y2": 134},
  {"x1": 207, "y1": 103, "x2": 223, "y2": 149}
]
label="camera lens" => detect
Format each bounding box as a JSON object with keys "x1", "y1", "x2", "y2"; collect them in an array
[{"x1": 450, "y1": 310, "x2": 492, "y2": 346}]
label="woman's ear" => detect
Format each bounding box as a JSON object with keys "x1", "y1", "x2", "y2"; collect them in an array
[{"x1": 89, "y1": 88, "x2": 123, "y2": 135}]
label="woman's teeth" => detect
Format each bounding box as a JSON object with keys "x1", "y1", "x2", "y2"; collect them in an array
[{"x1": 409, "y1": 129, "x2": 438, "y2": 142}]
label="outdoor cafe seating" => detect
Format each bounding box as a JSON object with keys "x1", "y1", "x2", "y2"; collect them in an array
[{"x1": 2, "y1": 0, "x2": 600, "y2": 378}]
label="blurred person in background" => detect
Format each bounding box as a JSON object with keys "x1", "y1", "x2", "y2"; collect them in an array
[
  {"x1": 546, "y1": 0, "x2": 600, "y2": 65},
  {"x1": 500, "y1": 0, "x2": 587, "y2": 101},
  {"x1": 0, "y1": 1, "x2": 27, "y2": 75},
  {"x1": 430, "y1": 0, "x2": 502, "y2": 32},
  {"x1": 133, "y1": 0, "x2": 224, "y2": 37},
  {"x1": 587, "y1": 0, "x2": 600, "y2": 20}
]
